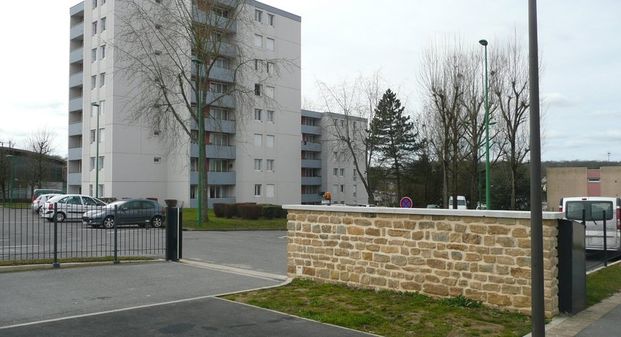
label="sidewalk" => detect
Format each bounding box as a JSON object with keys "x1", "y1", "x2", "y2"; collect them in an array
[{"x1": 529, "y1": 292, "x2": 621, "y2": 337}]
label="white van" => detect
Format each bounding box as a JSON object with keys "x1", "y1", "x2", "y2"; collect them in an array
[
  {"x1": 448, "y1": 196, "x2": 467, "y2": 209},
  {"x1": 560, "y1": 197, "x2": 621, "y2": 251}
]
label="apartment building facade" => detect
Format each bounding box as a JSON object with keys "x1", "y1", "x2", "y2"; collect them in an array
[
  {"x1": 68, "y1": 0, "x2": 301, "y2": 206},
  {"x1": 546, "y1": 166, "x2": 621, "y2": 211},
  {"x1": 301, "y1": 110, "x2": 368, "y2": 205}
]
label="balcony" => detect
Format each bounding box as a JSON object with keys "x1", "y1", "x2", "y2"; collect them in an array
[
  {"x1": 301, "y1": 159, "x2": 321, "y2": 169},
  {"x1": 69, "y1": 72, "x2": 83, "y2": 88},
  {"x1": 68, "y1": 147, "x2": 82, "y2": 160},
  {"x1": 301, "y1": 194, "x2": 322, "y2": 204},
  {"x1": 70, "y1": 22, "x2": 84, "y2": 40},
  {"x1": 301, "y1": 125, "x2": 321, "y2": 135},
  {"x1": 301, "y1": 177, "x2": 322, "y2": 186},
  {"x1": 191, "y1": 171, "x2": 236, "y2": 185},
  {"x1": 191, "y1": 197, "x2": 236, "y2": 208},
  {"x1": 192, "y1": 92, "x2": 236, "y2": 109},
  {"x1": 70, "y1": 2, "x2": 84, "y2": 16},
  {"x1": 191, "y1": 144, "x2": 236, "y2": 159},
  {"x1": 209, "y1": 66, "x2": 234, "y2": 83},
  {"x1": 68, "y1": 122, "x2": 82, "y2": 136},
  {"x1": 69, "y1": 97, "x2": 82, "y2": 112},
  {"x1": 67, "y1": 173, "x2": 81, "y2": 185},
  {"x1": 70, "y1": 48, "x2": 83, "y2": 63},
  {"x1": 194, "y1": 12, "x2": 237, "y2": 33},
  {"x1": 218, "y1": 42, "x2": 237, "y2": 58},
  {"x1": 206, "y1": 118, "x2": 235, "y2": 133},
  {"x1": 301, "y1": 142, "x2": 321, "y2": 152}
]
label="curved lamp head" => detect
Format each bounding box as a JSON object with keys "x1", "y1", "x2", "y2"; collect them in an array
[{"x1": 479, "y1": 39, "x2": 488, "y2": 46}]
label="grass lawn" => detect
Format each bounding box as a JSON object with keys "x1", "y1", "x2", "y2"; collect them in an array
[
  {"x1": 0, "y1": 202, "x2": 31, "y2": 209},
  {"x1": 182, "y1": 208, "x2": 286, "y2": 231},
  {"x1": 225, "y1": 264, "x2": 621, "y2": 337}
]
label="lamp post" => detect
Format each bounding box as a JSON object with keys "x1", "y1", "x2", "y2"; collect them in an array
[
  {"x1": 192, "y1": 58, "x2": 204, "y2": 224},
  {"x1": 479, "y1": 39, "x2": 491, "y2": 210},
  {"x1": 91, "y1": 102, "x2": 100, "y2": 198}
]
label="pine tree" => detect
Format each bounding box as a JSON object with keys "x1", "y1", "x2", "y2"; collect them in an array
[{"x1": 368, "y1": 89, "x2": 420, "y2": 202}]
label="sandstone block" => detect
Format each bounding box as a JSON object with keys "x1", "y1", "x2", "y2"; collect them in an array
[{"x1": 423, "y1": 283, "x2": 449, "y2": 296}]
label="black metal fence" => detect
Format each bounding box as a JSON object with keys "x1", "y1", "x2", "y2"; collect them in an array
[{"x1": 0, "y1": 202, "x2": 167, "y2": 265}]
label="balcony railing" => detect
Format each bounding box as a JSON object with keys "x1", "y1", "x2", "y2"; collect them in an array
[
  {"x1": 302, "y1": 194, "x2": 322, "y2": 203},
  {"x1": 206, "y1": 118, "x2": 235, "y2": 133},
  {"x1": 301, "y1": 125, "x2": 321, "y2": 135},
  {"x1": 301, "y1": 159, "x2": 321, "y2": 168},
  {"x1": 70, "y1": 2, "x2": 84, "y2": 16},
  {"x1": 67, "y1": 173, "x2": 81, "y2": 185},
  {"x1": 194, "y1": 12, "x2": 237, "y2": 33},
  {"x1": 70, "y1": 22, "x2": 84, "y2": 40},
  {"x1": 68, "y1": 147, "x2": 82, "y2": 160},
  {"x1": 69, "y1": 97, "x2": 83, "y2": 112},
  {"x1": 301, "y1": 142, "x2": 321, "y2": 152},
  {"x1": 191, "y1": 171, "x2": 236, "y2": 185},
  {"x1": 69, "y1": 72, "x2": 83, "y2": 88},
  {"x1": 70, "y1": 48, "x2": 83, "y2": 63},
  {"x1": 191, "y1": 144, "x2": 236, "y2": 159},
  {"x1": 68, "y1": 122, "x2": 82, "y2": 136},
  {"x1": 301, "y1": 177, "x2": 322, "y2": 186}
]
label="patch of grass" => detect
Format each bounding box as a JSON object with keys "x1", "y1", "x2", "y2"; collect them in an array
[
  {"x1": 0, "y1": 256, "x2": 156, "y2": 267},
  {"x1": 441, "y1": 295, "x2": 483, "y2": 308},
  {"x1": 182, "y1": 208, "x2": 286, "y2": 231},
  {"x1": 224, "y1": 279, "x2": 531, "y2": 337},
  {"x1": 0, "y1": 202, "x2": 30, "y2": 209},
  {"x1": 587, "y1": 263, "x2": 621, "y2": 305}
]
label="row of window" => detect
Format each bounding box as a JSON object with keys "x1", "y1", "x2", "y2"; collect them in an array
[
  {"x1": 189, "y1": 184, "x2": 276, "y2": 199},
  {"x1": 89, "y1": 128, "x2": 105, "y2": 144},
  {"x1": 91, "y1": 73, "x2": 106, "y2": 89},
  {"x1": 254, "y1": 184, "x2": 275, "y2": 198},
  {"x1": 89, "y1": 156, "x2": 104, "y2": 171},
  {"x1": 254, "y1": 84, "x2": 275, "y2": 98},
  {"x1": 254, "y1": 9, "x2": 275, "y2": 26},
  {"x1": 92, "y1": 0, "x2": 106, "y2": 9},
  {"x1": 254, "y1": 134, "x2": 275, "y2": 148},
  {"x1": 190, "y1": 159, "x2": 234, "y2": 172},
  {"x1": 254, "y1": 159, "x2": 275, "y2": 172},
  {"x1": 254, "y1": 59, "x2": 275, "y2": 73},
  {"x1": 91, "y1": 45, "x2": 106, "y2": 62},
  {"x1": 92, "y1": 17, "x2": 106, "y2": 36},
  {"x1": 332, "y1": 168, "x2": 358, "y2": 181},
  {"x1": 332, "y1": 184, "x2": 358, "y2": 199},
  {"x1": 254, "y1": 34, "x2": 275, "y2": 51},
  {"x1": 254, "y1": 109, "x2": 274, "y2": 122}
]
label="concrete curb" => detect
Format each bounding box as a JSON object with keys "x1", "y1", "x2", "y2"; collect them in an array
[{"x1": 0, "y1": 259, "x2": 164, "y2": 274}]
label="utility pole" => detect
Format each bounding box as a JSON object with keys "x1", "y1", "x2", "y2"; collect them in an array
[
  {"x1": 91, "y1": 102, "x2": 101, "y2": 198},
  {"x1": 479, "y1": 39, "x2": 491, "y2": 210}
]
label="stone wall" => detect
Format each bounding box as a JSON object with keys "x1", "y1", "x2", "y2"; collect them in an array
[{"x1": 284, "y1": 205, "x2": 563, "y2": 317}]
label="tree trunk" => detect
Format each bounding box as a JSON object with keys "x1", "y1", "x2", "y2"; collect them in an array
[{"x1": 510, "y1": 163, "x2": 517, "y2": 210}]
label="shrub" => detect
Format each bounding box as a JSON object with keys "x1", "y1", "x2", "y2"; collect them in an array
[
  {"x1": 238, "y1": 204, "x2": 261, "y2": 220},
  {"x1": 262, "y1": 204, "x2": 283, "y2": 219},
  {"x1": 224, "y1": 204, "x2": 237, "y2": 218},
  {"x1": 213, "y1": 203, "x2": 226, "y2": 217},
  {"x1": 235, "y1": 202, "x2": 256, "y2": 217}
]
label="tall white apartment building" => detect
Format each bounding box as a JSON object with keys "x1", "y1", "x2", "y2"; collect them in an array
[
  {"x1": 68, "y1": 0, "x2": 301, "y2": 207},
  {"x1": 301, "y1": 110, "x2": 368, "y2": 205}
]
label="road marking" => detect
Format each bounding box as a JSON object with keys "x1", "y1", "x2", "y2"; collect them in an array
[
  {"x1": 278, "y1": 235, "x2": 287, "y2": 239},
  {"x1": 180, "y1": 259, "x2": 287, "y2": 282},
  {"x1": 0, "y1": 277, "x2": 289, "y2": 331}
]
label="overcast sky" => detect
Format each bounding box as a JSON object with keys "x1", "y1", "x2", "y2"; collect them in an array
[{"x1": 0, "y1": 0, "x2": 619, "y2": 161}]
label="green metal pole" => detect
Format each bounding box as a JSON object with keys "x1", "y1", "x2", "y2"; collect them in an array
[
  {"x1": 483, "y1": 43, "x2": 491, "y2": 210},
  {"x1": 95, "y1": 105, "x2": 100, "y2": 198}
]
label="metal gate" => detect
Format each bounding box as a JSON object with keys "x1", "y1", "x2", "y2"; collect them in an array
[{"x1": 0, "y1": 202, "x2": 167, "y2": 265}]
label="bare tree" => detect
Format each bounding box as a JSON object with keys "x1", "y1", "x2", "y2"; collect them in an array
[
  {"x1": 491, "y1": 35, "x2": 530, "y2": 210},
  {"x1": 27, "y1": 130, "x2": 55, "y2": 194},
  {"x1": 317, "y1": 72, "x2": 384, "y2": 204},
  {"x1": 115, "y1": 0, "x2": 291, "y2": 221},
  {"x1": 420, "y1": 40, "x2": 469, "y2": 208}
]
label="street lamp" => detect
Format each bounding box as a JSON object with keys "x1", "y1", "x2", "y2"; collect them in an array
[
  {"x1": 479, "y1": 39, "x2": 491, "y2": 210},
  {"x1": 91, "y1": 102, "x2": 100, "y2": 198},
  {"x1": 192, "y1": 57, "x2": 204, "y2": 223}
]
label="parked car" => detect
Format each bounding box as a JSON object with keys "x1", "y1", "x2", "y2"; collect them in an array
[
  {"x1": 32, "y1": 189, "x2": 64, "y2": 202},
  {"x1": 41, "y1": 194, "x2": 107, "y2": 222},
  {"x1": 31, "y1": 193, "x2": 62, "y2": 214},
  {"x1": 560, "y1": 197, "x2": 621, "y2": 251},
  {"x1": 82, "y1": 199, "x2": 165, "y2": 229}
]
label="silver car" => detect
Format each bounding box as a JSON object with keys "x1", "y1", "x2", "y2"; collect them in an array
[
  {"x1": 41, "y1": 194, "x2": 107, "y2": 222},
  {"x1": 31, "y1": 193, "x2": 62, "y2": 214}
]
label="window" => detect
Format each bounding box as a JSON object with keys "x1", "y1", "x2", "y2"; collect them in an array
[
  {"x1": 353, "y1": 185, "x2": 357, "y2": 198},
  {"x1": 92, "y1": 0, "x2": 97, "y2": 9},
  {"x1": 100, "y1": 45, "x2": 106, "y2": 59},
  {"x1": 98, "y1": 100, "x2": 105, "y2": 116},
  {"x1": 90, "y1": 129, "x2": 96, "y2": 144},
  {"x1": 254, "y1": 134, "x2": 262, "y2": 146},
  {"x1": 265, "y1": 86, "x2": 275, "y2": 99},
  {"x1": 90, "y1": 157, "x2": 96, "y2": 171},
  {"x1": 254, "y1": 109, "x2": 262, "y2": 121},
  {"x1": 340, "y1": 185, "x2": 345, "y2": 193},
  {"x1": 340, "y1": 168, "x2": 344, "y2": 176},
  {"x1": 190, "y1": 185, "x2": 197, "y2": 199},
  {"x1": 268, "y1": 14, "x2": 274, "y2": 26},
  {"x1": 91, "y1": 48, "x2": 97, "y2": 62},
  {"x1": 209, "y1": 82, "x2": 227, "y2": 93},
  {"x1": 98, "y1": 128, "x2": 105, "y2": 143},
  {"x1": 254, "y1": 59, "x2": 261, "y2": 71},
  {"x1": 266, "y1": 62, "x2": 274, "y2": 74},
  {"x1": 266, "y1": 159, "x2": 274, "y2": 171},
  {"x1": 254, "y1": 83, "x2": 261, "y2": 96},
  {"x1": 154, "y1": 157, "x2": 161, "y2": 163},
  {"x1": 98, "y1": 184, "x2": 104, "y2": 197},
  {"x1": 92, "y1": 21, "x2": 97, "y2": 35},
  {"x1": 266, "y1": 135, "x2": 274, "y2": 148},
  {"x1": 89, "y1": 184, "x2": 93, "y2": 196},
  {"x1": 254, "y1": 9, "x2": 263, "y2": 22},
  {"x1": 254, "y1": 159, "x2": 262, "y2": 171},
  {"x1": 91, "y1": 75, "x2": 97, "y2": 89},
  {"x1": 191, "y1": 158, "x2": 198, "y2": 172},
  {"x1": 209, "y1": 159, "x2": 233, "y2": 172},
  {"x1": 98, "y1": 156, "x2": 104, "y2": 170},
  {"x1": 266, "y1": 110, "x2": 274, "y2": 122},
  {"x1": 266, "y1": 38, "x2": 275, "y2": 51},
  {"x1": 209, "y1": 133, "x2": 230, "y2": 146},
  {"x1": 99, "y1": 73, "x2": 105, "y2": 87},
  {"x1": 153, "y1": 130, "x2": 161, "y2": 136},
  {"x1": 353, "y1": 169, "x2": 357, "y2": 181},
  {"x1": 333, "y1": 151, "x2": 338, "y2": 161},
  {"x1": 215, "y1": 57, "x2": 230, "y2": 69},
  {"x1": 254, "y1": 34, "x2": 262, "y2": 48},
  {"x1": 333, "y1": 168, "x2": 338, "y2": 176},
  {"x1": 101, "y1": 17, "x2": 106, "y2": 31},
  {"x1": 254, "y1": 184, "x2": 262, "y2": 197},
  {"x1": 266, "y1": 184, "x2": 275, "y2": 198}
]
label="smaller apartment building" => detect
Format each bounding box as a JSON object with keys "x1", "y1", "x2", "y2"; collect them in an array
[
  {"x1": 301, "y1": 110, "x2": 368, "y2": 205},
  {"x1": 546, "y1": 166, "x2": 621, "y2": 211}
]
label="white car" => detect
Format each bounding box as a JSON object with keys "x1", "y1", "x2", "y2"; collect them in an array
[
  {"x1": 31, "y1": 193, "x2": 62, "y2": 214},
  {"x1": 41, "y1": 194, "x2": 107, "y2": 222}
]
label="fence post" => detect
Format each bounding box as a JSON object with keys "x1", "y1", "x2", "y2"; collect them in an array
[
  {"x1": 53, "y1": 203, "x2": 60, "y2": 268},
  {"x1": 603, "y1": 210, "x2": 607, "y2": 267},
  {"x1": 114, "y1": 205, "x2": 119, "y2": 264},
  {"x1": 166, "y1": 207, "x2": 179, "y2": 261},
  {"x1": 178, "y1": 207, "x2": 183, "y2": 260}
]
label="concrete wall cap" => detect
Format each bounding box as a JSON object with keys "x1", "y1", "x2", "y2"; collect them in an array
[{"x1": 282, "y1": 204, "x2": 564, "y2": 220}]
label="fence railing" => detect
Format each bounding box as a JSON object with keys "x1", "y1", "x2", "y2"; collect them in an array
[{"x1": 0, "y1": 202, "x2": 167, "y2": 265}]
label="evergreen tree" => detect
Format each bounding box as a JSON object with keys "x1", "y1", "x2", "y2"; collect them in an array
[{"x1": 368, "y1": 89, "x2": 421, "y2": 201}]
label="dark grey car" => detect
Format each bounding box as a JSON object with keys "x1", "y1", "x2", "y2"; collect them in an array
[{"x1": 82, "y1": 199, "x2": 165, "y2": 229}]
